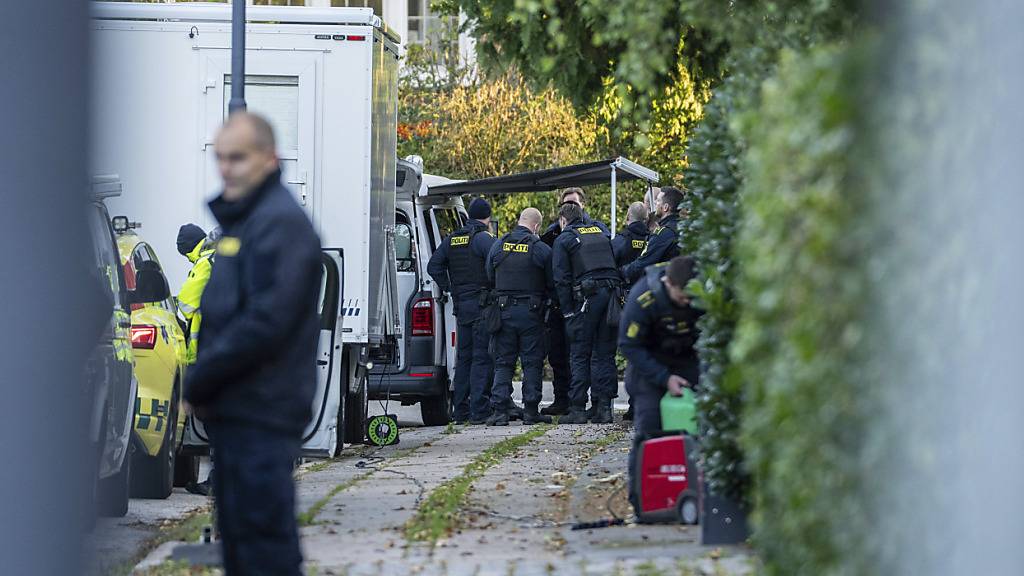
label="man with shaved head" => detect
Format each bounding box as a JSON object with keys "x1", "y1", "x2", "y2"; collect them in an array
[
  {"x1": 185, "y1": 112, "x2": 322, "y2": 576},
  {"x1": 484, "y1": 207, "x2": 555, "y2": 425}
]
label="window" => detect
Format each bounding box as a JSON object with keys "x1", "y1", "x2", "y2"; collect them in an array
[
  {"x1": 331, "y1": 0, "x2": 382, "y2": 13},
  {"x1": 432, "y1": 208, "x2": 462, "y2": 244},
  {"x1": 88, "y1": 206, "x2": 122, "y2": 302},
  {"x1": 253, "y1": 0, "x2": 306, "y2": 6},
  {"x1": 407, "y1": 0, "x2": 456, "y2": 45},
  {"x1": 223, "y1": 75, "x2": 300, "y2": 154},
  {"x1": 395, "y1": 215, "x2": 414, "y2": 273}
]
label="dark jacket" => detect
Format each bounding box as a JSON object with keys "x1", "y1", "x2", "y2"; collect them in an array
[
  {"x1": 540, "y1": 212, "x2": 609, "y2": 246},
  {"x1": 426, "y1": 219, "x2": 496, "y2": 301},
  {"x1": 551, "y1": 218, "x2": 621, "y2": 313},
  {"x1": 485, "y1": 225, "x2": 554, "y2": 296},
  {"x1": 618, "y1": 266, "x2": 702, "y2": 390},
  {"x1": 612, "y1": 220, "x2": 651, "y2": 269},
  {"x1": 184, "y1": 170, "x2": 323, "y2": 436},
  {"x1": 621, "y1": 213, "x2": 681, "y2": 284}
]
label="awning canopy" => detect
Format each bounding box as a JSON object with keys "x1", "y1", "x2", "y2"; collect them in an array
[{"x1": 423, "y1": 157, "x2": 659, "y2": 197}]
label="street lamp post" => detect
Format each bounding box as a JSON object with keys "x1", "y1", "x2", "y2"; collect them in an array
[{"x1": 228, "y1": 0, "x2": 246, "y2": 114}]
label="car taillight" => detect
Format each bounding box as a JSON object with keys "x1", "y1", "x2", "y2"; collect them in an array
[
  {"x1": 131, "y1": 325, "x2": 157, "y2": 349},
  {"x1": 411, "y1": 298, "x2": 434, "y2": 336}
]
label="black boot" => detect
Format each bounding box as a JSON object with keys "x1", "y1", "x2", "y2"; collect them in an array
[
  {"x1": 541, "y1": 399, "x2": 569, "y2": 416},
  {"x1": 507, "y1": 403, "x2": 524, "y2": 421},
  {"x1": 559, "y1": 408, "x2": 590, "y2": 424},
  {"x1": 486, "y1": 411, "x2": 509, "y2": 426},
  {"x1": 591, "y1": 400, "x2": 613, "y2": 424},
  {"x1": 523, "y1": 404, "x2": 553, "y2": 425},
  {"x1": 622, "y1": 403, "x2": 634, "y2": 421}
]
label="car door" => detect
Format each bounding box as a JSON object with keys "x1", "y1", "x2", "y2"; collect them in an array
[
  {"x1": 184, "y1": 250, "x2": 344, "y2": 458},
  {"x1": 427, "y1": 207, "x2": 466, "y2": 381},
  {"x1": 302, "y1": 249, "x2": 344, "y2": 457}
]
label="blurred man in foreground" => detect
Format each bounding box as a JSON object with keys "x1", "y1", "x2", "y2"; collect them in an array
[{"x1": 184, "y1": 113, "x2": 322, "y2": 576}]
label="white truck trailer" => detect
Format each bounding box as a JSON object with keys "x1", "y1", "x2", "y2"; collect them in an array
[{"x1": 89, "y1": 2, "x2": 402, "y2": 456}]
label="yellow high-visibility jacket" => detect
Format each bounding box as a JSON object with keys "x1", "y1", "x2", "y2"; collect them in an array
[{"x1": 178, "y1": 239, "x2": 215, "y2": 364}]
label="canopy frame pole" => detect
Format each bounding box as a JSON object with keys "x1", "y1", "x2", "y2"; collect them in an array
[
  {"x1": 610, "y1": 164, "x2": 618, "y2": 238},
  {"x1": 228, "y1": 0, "x2": 246, "y2": 115}
]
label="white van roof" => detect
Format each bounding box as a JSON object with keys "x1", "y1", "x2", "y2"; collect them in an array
[{"x1": 91, "y1": 2, "x2": 401, "y2": 42}]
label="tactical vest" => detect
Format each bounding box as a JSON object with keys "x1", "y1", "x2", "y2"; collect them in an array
[
  {"x1": 617, "y1": 225, "x2": 648, "y2": 266},
  {"x1": 494, "y1": 230, "x2": 545, "y2": 294},
  {"x1": 445, "y1": 224, "x2": 489, "y2": 288},
  {"x1": 644, "y1": 265, "x2": 701, "y2": 367},
  {"x1": 567, "y1": 222, "x2": 617, "y2": 282}
]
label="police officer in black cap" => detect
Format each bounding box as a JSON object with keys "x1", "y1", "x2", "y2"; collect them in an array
[
  {"x1": 618, "y1": 256, "x2": 702, "y2": 510},
  {"x1": 621, "y1": 186, "x2": 685, "y2": 285},
  {"x1": 427, "y1": 198, "x2": 497, "y2": 424},
  {"x1": 483, "y1": 207, "x2": 555, "y2": 426},
  {"x1": 551, "y1": 202, "x2": 622, "y2": 424},
  {"x1": 539, "y1": 187, "x2": 609, "y2": 417}
]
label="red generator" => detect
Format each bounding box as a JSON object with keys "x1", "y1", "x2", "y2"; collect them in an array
[{"x1": 632, "y1": 432, "x2": 701, "y2": 524}]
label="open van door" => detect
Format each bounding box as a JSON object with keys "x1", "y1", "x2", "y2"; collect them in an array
[
  {"x1": 183, "y1": 249, "x2": 344, "y2": 457},
  {"x1": 427, "y1": 207, "x2": 465, "y2": 381},
  {"x1": 302, "y1": 249, "x2": 344, "y2": 457}
]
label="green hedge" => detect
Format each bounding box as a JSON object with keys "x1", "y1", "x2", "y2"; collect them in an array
[{"x1": 731, "y1": 45, "x2": 874, "y2": 575}]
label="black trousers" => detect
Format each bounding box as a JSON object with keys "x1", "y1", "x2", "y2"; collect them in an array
[
  {"x1": 210, "y1": 421, "x2": 303, "y2": 576},
  {"x1": 565, "y1": 288, "x2": 617, "y2": 409},
  {"x1": 545, "y1": 309, "x2": 570, "y2": 403},
  {"x1": 490, "y1": 301, "x2": 545, "y2": 412}
]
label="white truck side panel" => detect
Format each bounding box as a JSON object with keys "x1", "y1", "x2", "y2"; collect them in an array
[{"x1": 90, "y1": 4, "x2": 399, "y2": 344}]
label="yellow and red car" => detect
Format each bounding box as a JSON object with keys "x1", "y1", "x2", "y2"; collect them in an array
[{"x1": 114, "y1": 218, "x2": 198, "y2": 498}]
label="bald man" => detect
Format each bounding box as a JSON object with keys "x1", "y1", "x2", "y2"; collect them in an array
[
  {"x1": 184, "y1": 113, "x2": 321, "y2": 576},
  {"x1": 484, "y1": 208, "x2": 555, "y2": 425}
]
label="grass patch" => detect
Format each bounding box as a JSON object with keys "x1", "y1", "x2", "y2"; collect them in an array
[
  {"x1": 297, "y1": 471, "x2": 373, "y2": 526},
  {"x1": 589, "y1": 429, "x2": 626, "y2": 449},
  {"x1": 404, "y1": 425, "x2": 551, "y2": 544},
  {"x1": 297, "y1": 445, "x2": 422, "y2": 526},
  {"x1": 105, "y1": 508, "x2": 213, "y2": 576}
]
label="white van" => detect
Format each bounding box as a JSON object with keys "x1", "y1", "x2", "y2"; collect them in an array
[{"x1": 90, "y1": 2, "x2": 402, "y2": 456}]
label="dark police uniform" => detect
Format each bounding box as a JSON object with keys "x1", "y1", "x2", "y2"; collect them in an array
[
  {"x1": 612, "y1": 220, "x2": 650, "y2": 272},
  {"x1": 186, "y1": 169, "x2": 322, "y2": 576},
  {"x1": 485, "y1": 225, "x2": 553, "y2": 422},
  {"x1": 618, "y1": 261, "x2": 702, "y2": 510},
  {"x1": 427, "y1": 219, "x2": 496, "y2": 422},
  {"x1": 621, "y1": 212, "x2": 681, "y2": 285},
  {"x1": 552, "y1": 218, "x2": 621, "y2": 421},
  {"x1": 540, "y1": 214, "x2": 609, "y2": 413}
]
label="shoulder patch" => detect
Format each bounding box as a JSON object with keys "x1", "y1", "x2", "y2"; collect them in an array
[
  {"x1": 637, "y1": 290, "x2": 655, "y2": 308},
  {"x1": 217, "y1": 236, "x2": 241, "y2": 257},
  {"x1": 626, "y1": 321, "x2": 640, "y2": 339},
  {"x1": 631, "y1": 239, "x2": 647, "y2": 250}
]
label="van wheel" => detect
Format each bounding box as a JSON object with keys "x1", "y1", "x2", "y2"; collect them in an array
[
  {"x1": 420, "y1": 380, "x2": 451, "y2": 427},
  {"x1": 344, "y1": 375, "x2": 368, "y2": 445},
  {"x1": 97, "y1": 448, "x2": 132, "y2": 517}
]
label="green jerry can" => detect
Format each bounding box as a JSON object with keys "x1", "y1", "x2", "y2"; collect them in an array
[{"x1": 660, "y1": 388, "x2": 697, "y2": 434}]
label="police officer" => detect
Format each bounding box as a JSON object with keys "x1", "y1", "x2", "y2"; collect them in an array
[
  {"x1": 612, "y1": 202, "x2": 650, "y2": 270},
  {"x1": 618, "y1": 256, "x2": 702, "y2": 513},
  {"x1": 539, "y1": 187, "x2": 609, "y2": 417},
  {"x1": 185, "y1": 113, "x2": 322, "y2": 576},
  {"x1": 552, "y1": 202, "x2": 622, "y2": 424},
  {"x1": 621, "y1": 186, "x2": 685, "y2": 285},
  {"x1": 175, "y1": 223, "x2": 217, "y2": 496},
  {"x1": 484, "y1": 208, "x2": 555, "y2": 426},
  {"x1": 427, "y1": 198, "x2": 497, "y2": 424}
]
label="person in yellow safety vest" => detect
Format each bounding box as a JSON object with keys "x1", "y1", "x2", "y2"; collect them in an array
[
  {"x1": 176, "y1": 224, "x2": 215, "y2": 365},
  {"x1": 177, "y1": 223, "x2": 216, "y2": 497}
]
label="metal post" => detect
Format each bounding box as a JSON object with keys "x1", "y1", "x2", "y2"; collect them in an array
[
  {"x1": 228, "y1": 0, "x2": 246, "y2": 115},
  {"x1": 610, "y1": 164, "x2": 618, "y2": 238}
]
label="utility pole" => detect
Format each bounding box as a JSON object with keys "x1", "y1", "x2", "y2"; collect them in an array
[{"x1": 228, "y1": 0, "x2": 246, "y2": 114}]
